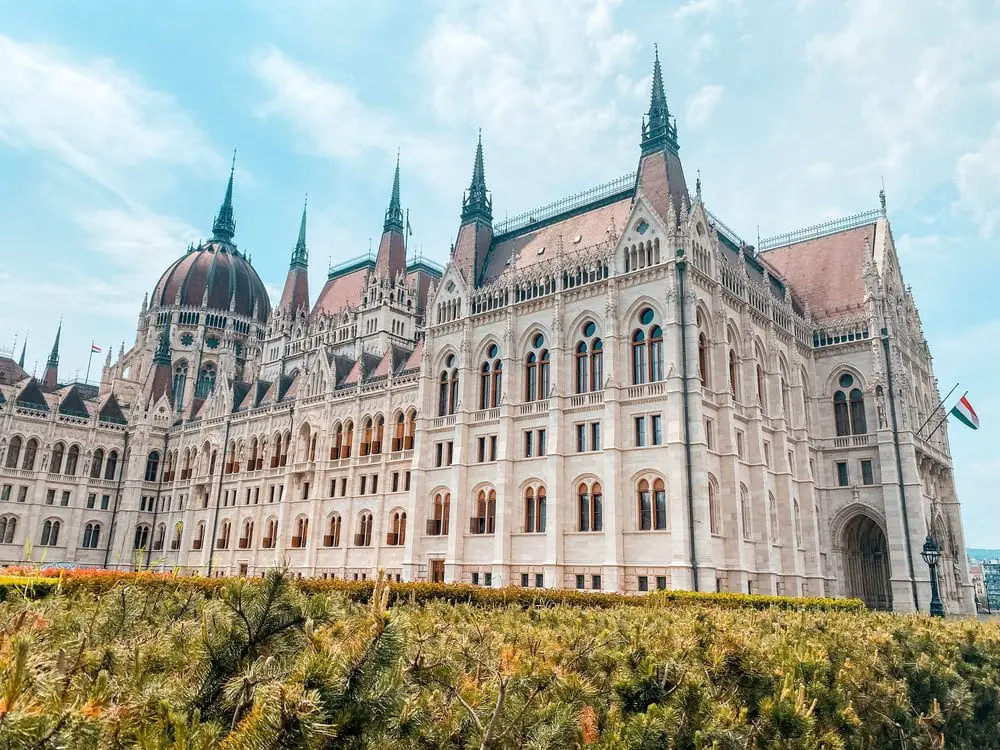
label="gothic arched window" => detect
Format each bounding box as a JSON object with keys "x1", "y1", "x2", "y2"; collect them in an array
[
  {"x1": 575, "y1": 321, "x2": 603, "y2": 393},
  {"x1": 90, "y1": 448, "x2": 105, "y2": 479},
  {"x1": 480, "y1": 344, "x2": 502, "y2": 409},
  {"x1": 5, "y1": 437, "x2": 21, "y2": 469},
  {"x1": 638, "y1": 477, "x2": 667, "y2": 531},
  {"x1": 524, "y1": 334, "x2": 549, "y2": 401},
  {"x1": 438, "y1": 355, "x2": 459, "y2": 416},
  {"x1": 172, "y1": 361, "x2": 188, "y2": 408},
  {"x1": 833, "y1": 373, "x2": 867, "y2": 435},
  {"x1": 631, "y1": 308, "x2": 663, "y2": 385},
  {"x1": 66, "y1": 445, "x2": 80, "y2": 475},
  {"x1": 50, "y1": 443, "x2": 65, "y2": 475},
  {"x1": 22, "y1": 439, "x2": 38, "y2": 471},
  {"x1": 144, "y1": 451, "x2": 160, "y2": 482},
  {"x1": 195, "y1": 362, "x2": 216, "y2": 398},
  {"x1": 577, "y1": 480, "x2": 603, "y2": 532}
]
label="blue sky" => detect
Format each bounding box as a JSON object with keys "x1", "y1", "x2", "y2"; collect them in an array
[{"x1": 1, "y1": 0, "x2": 998, "y2": 545}]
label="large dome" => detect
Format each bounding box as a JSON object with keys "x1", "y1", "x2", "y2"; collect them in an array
[{"x1": 151, "y1": 240, "x2": 271, "y2": 323}]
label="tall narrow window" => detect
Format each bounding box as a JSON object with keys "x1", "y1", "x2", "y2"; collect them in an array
[
  {"x1": 438, "y1": 355, "x2": 459, "y2": 415},
  {"x1": 50, "y1": 443, "x2": 65, "y2": 475},
  {"x1": 631, "y1": 330, "x2": 647, "y2": 385},
  {"x1": 708, "y1": 475, "x2": 721, "y2": 534},
  {"x1": 698, "y1": 333, "x2": 709, "y2": 386},
  {"x1": 740, "y1": 484, "x2": 752, "y2": 540},
  {"x1": 833, "y1": 373, "x2": 867, "y2": 436},
  {"x1": 195, "y1": 363, "x2": 216, "y2": 398},
  {"x1": 172, "y1": 361, "x2": 188, "y2": 408},
  {"x1": 638, "y1": 479, "x2": 651, "y2": 530}
]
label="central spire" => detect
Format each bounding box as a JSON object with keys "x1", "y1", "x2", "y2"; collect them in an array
[
  {"x1": 461, "y1": 129, "x2": 492, "y2": 225},
  {"x1": 212, "y1": 149, "x2": 238, "y2": 242},
  {"x1": 383, "y1": 151, "x2": 404, "y2": 234},
  {"x1": 153, "y1": 315, "x2": 172, "y2": 366},
  {"x1": 291, "y1": 195, "x2": 308, "y2": 269},
  {"x1": 641, "y1": 45, "x2": 679, "y2": 155}
]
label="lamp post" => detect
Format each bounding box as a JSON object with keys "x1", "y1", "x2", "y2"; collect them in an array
[{"x1": 920, "y1": 535, "x2": 945, "y2": 617}]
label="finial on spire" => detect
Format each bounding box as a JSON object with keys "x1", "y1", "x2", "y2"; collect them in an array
[
  {"x1": 212, "y1": 148, "x2": 238, "y2": 242},
  {"x1": 879, "y1": 177, "x2": 887, "y2": 215},
  {"x1": 461, "y1": 129, "x2": 492, "y2": 225},
  {"x1": 641, "y1": 46, "x2": 679, "y2": 155},
  {"x1": 383, "y1": 152, "x2": 404, "y2": 233},
  {"x1": 291, "y1": 194, "x2": 308, "y2": 269},
  {"x1": 696, "y1": 169, "x2": 702, "y2": 200}
]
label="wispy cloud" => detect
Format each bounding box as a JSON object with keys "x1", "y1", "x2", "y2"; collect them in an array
[
  {"x1": 0, "y1": 33, "x2": 221, "y2": 203},
  {"x1": 686, "y1": 84, "x2": 723, "y2": 128}
]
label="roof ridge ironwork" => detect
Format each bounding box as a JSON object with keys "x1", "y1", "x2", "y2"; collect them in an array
[{"x1": 758, "y1": 208, "x2": 882, "y2": 252}]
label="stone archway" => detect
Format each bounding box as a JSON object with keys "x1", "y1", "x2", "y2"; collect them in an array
[{"x1": 842, "y1": 514, "x2": 892, "y2": 611}]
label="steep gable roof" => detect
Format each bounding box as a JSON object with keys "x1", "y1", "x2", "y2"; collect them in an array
[
  {"x1": 15, "y1": 379, "x2": 49, "y2": 411},
  {"x1": 760, "y1": 222, "x2": 876, "y2": 321},
  {"x1": 58, "y1": 386, "x2": 91, "y2": 418},
  {"x1": 98, "y1": 393, "x2": 127, "y2": 424}
]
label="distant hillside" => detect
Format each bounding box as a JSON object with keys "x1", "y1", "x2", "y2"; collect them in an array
[{"x1": 967, "y1": 548, "x2": 1000, "y2": 562}]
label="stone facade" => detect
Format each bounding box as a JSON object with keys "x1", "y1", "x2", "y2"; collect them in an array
[{"x1": 0, "y1": 53, "x2": 974, "y2": 613}]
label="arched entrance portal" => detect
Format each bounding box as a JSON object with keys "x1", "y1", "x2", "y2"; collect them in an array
[{"x1": 842, "y1": 515, "x2": 892, "y2": 610}]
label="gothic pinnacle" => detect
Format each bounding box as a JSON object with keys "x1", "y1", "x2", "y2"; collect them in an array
[
  {"x1": 461, "y1": 129, "x2": 492, "y2": 224},
  {"x1": 383, "y1": 151, "x2": 404, "y2": 233},
  {"x1": 291, "y1": 195, "x2": 308, "y2": 269},
  {"x1": 212, "y1": 148, "x2": 237, "y2": 242}
]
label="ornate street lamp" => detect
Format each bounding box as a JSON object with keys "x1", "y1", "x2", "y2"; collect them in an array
[{"x1": 920, "y1": 535, "x2": 945, "y2": 617}]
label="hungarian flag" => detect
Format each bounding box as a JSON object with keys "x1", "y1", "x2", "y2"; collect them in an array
[
  {"x1": 91, "y1": 343, "x2": 102, "y2": 353},
  {"x1": 950, "y1": 394, "x2": 980, "y2": 430}
]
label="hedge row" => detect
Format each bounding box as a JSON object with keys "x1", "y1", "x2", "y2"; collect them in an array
[{"x1": 0, "y1": 567, "x2": 865, "y2": 612}]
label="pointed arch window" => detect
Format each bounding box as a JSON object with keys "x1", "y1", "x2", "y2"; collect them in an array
[
  {"x1": 708, "y1": 475, "x2": 721, "y2": 535},
  {"x1": 471, "y1": 489, "x2": 496, "y2": 534},
  {"x1": 40, "y1": 519, "x2": 61, "y2": 547},
  {"x1": 144, "y1": 451, "x2": 160, "y2": 483},
  {"x1": 0, "y1": 516, "x2": 15, "y2": 544},
  {"x1": 439, "y1": 355, "x2": 459, "y2": 415},
  {"x1": 793, "y1": 498, "x2": 802, "y2": 548},
  {"x1": 50, "y1": 443, "x2": 65, "y2": 475},
  {"x1": 524, "y1": 334, "x2": 549, "y2": 401},
  {"x1": 355, "y1": 512, "x2": 373, "y2": 546},
  {"x1": 575, "y1": 322, "x2": 603, "y2": 393},
  {"x1": 638, "y1": 477, "x2": 667, "y2": 531},
  {"x1": 372, "y1": 415, "x2": 384, "y2": 454},
  {"x1": 291, "y1": 517, "x2": 308, "y2": 548},
  {"x1": 5, "y1": 437, "x2": 21, "y2": 469},
  {"x1": 90, "y1": 448, "x2": 105, "y2": 479},
  {"x1": 631, "y1": 309, "x2": 663, "y2": 385},
  {"x1": 698, "y1": 333, "x2": 710, "y2": 387},
  {"x1": 104, "y1": 450, "x2": 119, "y2": 481},
  {"x1": 387, "y1": 511, "x2": 406, "y2": 545},
  {"x1": 172, "y1": 361, "x2": 188, "y2": 408},
  {"x1": 833, "y1": 373, "x2": 867, "y2": 436},
  {"x1": 325, "y1": 514, "x2": 342, "y2": 547},
  {"x1": 405, "y1": 411, "x2": 416, "y2": 450},
  {"x1": 22, "y1": 439, "x2": 38, "y2": 471},
  {"x1": 429, "y1": 492, "x2": 450, "y2": 536},
  {"x1": 577, "y1": 480, "x2": 603, "y2": 531},
  {"x1": 82, "y1": 522, "x2": 101, "y2": 549},
  {"x1": 768, "y1": 491, "x2": 779, "y2": 542},
  {"x1": 740, "y1": 484, "x2": 752, "y2": 540},
  {"x1": 195, "y1": 362, "x2": 216, "y2": 398},
  {"x1": 239, "y1": 519, "x2": 254, "y2": 549},
  {"x1": 66, "y1": 445, "x2": 80, "y2": 476},
  {"x1": 134, "y1": 523, "x2": 151, "y2": 550},
  {"x1": 523, "y1": 485, "x2": 546, "y2": 533},
  {"x1": 392, "y1": 413, "x2": 405, "y2": 451}
]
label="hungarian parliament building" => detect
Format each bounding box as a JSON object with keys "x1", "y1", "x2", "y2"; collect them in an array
[{"x1": 0, "y1": 52, "x2": 974, "y2": 613}]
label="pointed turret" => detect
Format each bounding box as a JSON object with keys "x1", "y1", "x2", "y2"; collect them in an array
[
  {"x1": 42, "y1": 321, "x2": 61, "y2": 389},
  {"x1": 461, "y1": 130, "x2": 492, "y2": 225},
  {"x1": 212, "y1": 150, "x2": 237, "y2": 243},
  {"x1": 374, "y1": 154, "x2": 407, "y2": 279},
  {"x1": 452, "y1": 131, "x2": 494, "y2": 285},
  {"x1": 279, "y1": 196, "x2": 311, "y2": 315},
  {"x1": 384, "y1": 152, "x2": 404, "y2": 233},
  {"x1": 636, "y1": 46, "x2": 689, "y2": 226},
  {"x1": 146, "y1": 316, "x2": 174, "y2": 407},
  {"x1": 17, "y1": 336, "x2": 26, "y2": 369}
]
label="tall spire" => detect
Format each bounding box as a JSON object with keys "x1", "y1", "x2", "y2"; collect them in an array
[
  {"x1": 383, "y1": 151, "x2": 404, "y2": 233},
  {"x1": 641, "y1": 45, "x2": 679, "y2": 155},
  {"x1": 212, "y1": 149, "x2": 237, "y2": 242},
  {"x1": 42, "y1": 320, "x2": 61, "y2": 389},
  {"x1": 279, "y1": 197, "x2": 312, "y2": 314},
  {"x1": 291, "y1": 195, "x2": 308, "y2": 269},
  {"x1": 17, "y1": 335, "x2": 26, "y2": 369},
  {"x1": 461, "y1": 129, "x2": 492, "y2": 225}
]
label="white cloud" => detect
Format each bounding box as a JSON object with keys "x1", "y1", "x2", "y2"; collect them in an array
[
  {"x1": 672, "y1": 0, "x2": 740, "y2": 20},
  {"x1": 0, "y1": 33, "x2": 221, "y2": 203},
  {"x1": 685, "y1": 84, "x2": 723, "y2": 128},
  {"x1": 955, "y1": 123, "x2": 1000, "y2": 237},
  {"x1": 418, "y1": 0, "x2": 640, "y2": 180}
]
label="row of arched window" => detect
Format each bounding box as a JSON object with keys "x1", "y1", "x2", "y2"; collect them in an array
[
  {"x1": 0, "y1": 516, "x2": 103, "y2": 549},
  {"x1": 172, "y1": 359, "x2": 217, "y2": 410},
  {"x1": 439, "y1": 310, "x2": 664, "y2": 415},
  {"x1": 4, "y1": 438, "x2": 119, "y2": 480},
  {"x1": 331, "y1": 411, "x2": 416, "y2": 459}
]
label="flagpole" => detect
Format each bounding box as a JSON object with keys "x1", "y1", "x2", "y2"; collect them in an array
[
  {"x1": 84, "y1": 343, "x2": 95, "y2": 385},
  {"x1": 924, "y1": 391, "x2": 964, "y2": 443},
  {"x1": 915, "y1": 381, "x2": 959, "y2": 438}
]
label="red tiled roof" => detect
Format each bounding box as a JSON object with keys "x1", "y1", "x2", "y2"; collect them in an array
[
  {"x1": 482, "y1": 197, "x2": 631, "y2": 282},
  {"x1": 279, "y1": 266, "x2": 309, "y2": 314},
  {"x1": 760, "y1": 224, "x2": 875, "y2": 321},
  {"x1": 400, "y1": 340, "x2": 422, "y2": 372},
  {"x1": 312, "y1": 267, "x2": 368, "y2": 317},
  {"x1": 0, "y1": 356, "x2": 27, "y2": 386},
  {"x1": 638, "y1": 149, "x2": 688, "y2": 225}
]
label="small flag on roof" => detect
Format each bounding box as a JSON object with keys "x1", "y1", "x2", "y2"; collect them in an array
[
  {"x1": 950, "y1": 394, "x2": 979, "y2": 430},
  {"x1": 90, "y1": 343, "x2": 102, "y2": 353}
]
